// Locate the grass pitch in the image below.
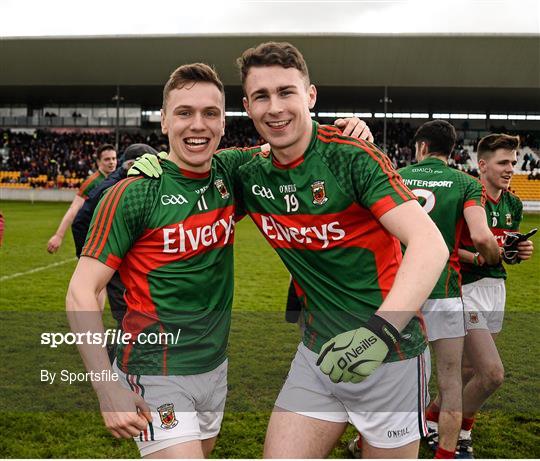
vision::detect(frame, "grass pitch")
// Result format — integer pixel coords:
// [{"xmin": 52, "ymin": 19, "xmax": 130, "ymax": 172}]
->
[{"xmin": 0, "ymin": 201, "xmax": 538, "ymax": 458}]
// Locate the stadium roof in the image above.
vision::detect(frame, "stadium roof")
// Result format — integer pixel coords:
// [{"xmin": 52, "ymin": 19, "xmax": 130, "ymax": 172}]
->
[
  {"xmin": 1, "ymin": 0, "xmax": 539, "ymax": 113},
  {"xmin": 1, "ymin": 34, "xmax": 539, "ymax": 113}
]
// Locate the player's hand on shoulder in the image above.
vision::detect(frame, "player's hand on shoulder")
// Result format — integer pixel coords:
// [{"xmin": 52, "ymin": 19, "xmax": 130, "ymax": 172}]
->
[
  {"xmin": 316, "ymin": 315, "xmax": 398, "ymax": 384},
  {"xmin": 127, "ymin": 152, "xmax": 167, "ymax": 179},
  {"xmin": 47, "ymin": 234, "xmax": 62, "ymax": 253},
  {"xmin": 333, "ymin": 117, "xmax": 374, "ymax": 142},
  {"xmin": 96, "ymin": 383, "xmax": 152, "ymax": 438}
]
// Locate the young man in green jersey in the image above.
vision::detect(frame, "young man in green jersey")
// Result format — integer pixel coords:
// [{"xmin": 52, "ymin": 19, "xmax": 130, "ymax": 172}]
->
[
  {"xmin": 68, "ymin": 63, "xmax": 371, "ymax": 459},
  {"xmin": 47, "ymin": 143, "xmax": 117, "ymax": 254},
  {"xmin": 397, "ymin": 121, "xmax": 500, "ymax": 459},
  {"xmin": 67, "ymin": 63, "xmax": 256, "ymax": 459},
  {"xmin": 425, "ymin": 133, "xmax": 535, "ymax": 458},
  {"xmin": 235, "ymin": 41, "xmax": 449, "ymax": 459}
]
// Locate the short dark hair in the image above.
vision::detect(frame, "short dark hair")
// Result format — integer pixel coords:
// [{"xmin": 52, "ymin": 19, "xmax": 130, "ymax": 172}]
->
[
  {"xmin": 162, "ymin": 63, "xmax": 224, "ymax": 111},
  {"xmin": 237, "ymin": 41, "xmax": 310, "ymax": 90},
  {"xmin": 413, "ymin": 120, "xmax": 456, "ymax": 158},
  {"xmin": 477, "ymin": 133, "xmax": 520, "ymax": 161},
  {"xmin": 96, "ymin": 144, "xmax": 116, "ymax": 160}
]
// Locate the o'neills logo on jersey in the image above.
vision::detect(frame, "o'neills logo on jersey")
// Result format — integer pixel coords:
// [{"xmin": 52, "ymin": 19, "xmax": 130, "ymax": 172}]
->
[
  {"xmin": 311, "ymin": 180, "xmax": 328, "ymax": 205},
  {"xmin": 260, "ymin": 215, "xmax": 345, "ymax": 249},
  {"xmin": 162, "ymin": 215, "xmax": 235, "ymax": 253},
  {"xmin": 214, "ymin": 178, "xmax": 230, "ymax": 199}
]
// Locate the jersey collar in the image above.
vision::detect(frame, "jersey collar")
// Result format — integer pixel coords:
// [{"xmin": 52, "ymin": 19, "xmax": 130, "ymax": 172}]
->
[
  {"xmin": 270, "ymin": 120, "xmax": 318, "ymax": 170},
  {"xmin": 417, "ymin": 156, "xmax": 447, "ymax": 167},
  {"xmin": 162, "ymin": 159, "xmax": 211, "ymax": 180}
]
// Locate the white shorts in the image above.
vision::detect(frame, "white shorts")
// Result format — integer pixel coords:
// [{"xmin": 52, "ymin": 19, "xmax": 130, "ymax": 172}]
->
[
  {"xmin": 113, "ymin": 359, "xmax": 227, "ymax": 457},
  {"xmin": 275, "ymin": 343, "xmax": 431, "ymax": 449},
  {"xmin": 422, "ymin": 297, "xmax": 466, "ymax": 342},
  {"xmin": 462, "ymin": 278, "xmax": 506, "ymax": 333}
]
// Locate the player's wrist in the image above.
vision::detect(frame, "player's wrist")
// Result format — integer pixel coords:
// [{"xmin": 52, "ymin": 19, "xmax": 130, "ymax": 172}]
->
[
  {"xmin": 473, "ymin": 252, "xmax": 481, "ymax": 266},
  {"xmin": 365, "ymin": 314, "xmax": 400, "ymax": 352}
]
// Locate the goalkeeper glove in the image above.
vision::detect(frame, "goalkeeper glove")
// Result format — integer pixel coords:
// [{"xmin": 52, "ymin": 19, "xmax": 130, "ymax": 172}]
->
[
  {"xmin": 502, "ymin": 227, "xmax": 537, "ymax": 264},
  {"xmin": 316, "ymin": 315, "xmax": 400, "ymax": 384},
  {"xmin": 127, "ymin": 152, "xmax": 167, "ymax": 178}
]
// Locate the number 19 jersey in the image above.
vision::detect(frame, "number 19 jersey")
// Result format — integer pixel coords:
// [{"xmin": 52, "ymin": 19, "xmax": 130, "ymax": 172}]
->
[{"xmin": 236, "ymin": 122, "xmax": 426, "ymax": 363}]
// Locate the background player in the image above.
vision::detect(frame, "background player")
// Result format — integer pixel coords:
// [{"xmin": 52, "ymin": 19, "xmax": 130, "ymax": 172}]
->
[
  {"xmin": 71, "ymin": 143, "xmax": 158, "ymax": 361},
  {"xmin": 235, "ymin": 41, "xmax": 449, "ymax": 459},
  {"xmin": 47, "ymin": 143, "xmax": 117, "ymax": 254},
  {"xmin": 398, "ymin": 120, "xmax": 500, "ymax": 459},
  {"xmin": 426, "ymin": 133, "xmax": 535, "ymax": 458}
]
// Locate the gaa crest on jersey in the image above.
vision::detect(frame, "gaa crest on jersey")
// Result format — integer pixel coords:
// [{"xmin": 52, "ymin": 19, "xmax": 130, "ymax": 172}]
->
[
  {"xmin": 505, "ymin": 213, "xmax": 512, "ymax": 226},
  {"xmin": 469, "ymin": 312, "xmax": 479, "ymax": 324},
  {"xmin": 214, "ymin": 178, "xmax": 230, "ymax": 199},
  {"xmin": 157, "ymin": 403, "xmax": 178, "ymax": 429},
  {"xmin": 311, "ymin": 180, "xmax": 328, "ymax": 205}
]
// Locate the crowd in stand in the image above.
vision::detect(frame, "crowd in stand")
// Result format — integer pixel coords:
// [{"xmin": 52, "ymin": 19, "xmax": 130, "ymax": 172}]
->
[{"xmin": 1, "ymin": 120, "xmax": 539, "ymax": 187}]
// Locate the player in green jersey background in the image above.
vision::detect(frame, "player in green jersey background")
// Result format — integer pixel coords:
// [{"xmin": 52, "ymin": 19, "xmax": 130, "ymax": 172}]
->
[
  {"xmin": 235, "ymin": 41, "xmax": 449, "ymax": 459},
  {"xmin": 47, "ymin": 144, "xmax": 117, "ymax": 255},
  {"xmin": 398, "ymin": 120, "xmax": 500, "ymax": 459},
  {"xmin": 445, "ymin": 133, "xmax": 533, "ymax": 458}
]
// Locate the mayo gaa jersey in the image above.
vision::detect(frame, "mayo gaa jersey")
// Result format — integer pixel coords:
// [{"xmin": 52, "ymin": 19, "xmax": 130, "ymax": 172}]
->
[
  {"xmin": 461, "ymin": 190, "xmax": 523, "ymax": 284},
  {"xmin": 77, "ymin": 170, "xmax": 106, "ymax": 199},
  {"xmin": 236, "ymin": 122, "xmax": 427, "ymax": 362},
  {"xmin": 82, "ymin": 149, "xmax": 257, "ymax": 375},
  {"xmin": 399, "ymin": 157, "xmax": 485, "ymax": 298}
]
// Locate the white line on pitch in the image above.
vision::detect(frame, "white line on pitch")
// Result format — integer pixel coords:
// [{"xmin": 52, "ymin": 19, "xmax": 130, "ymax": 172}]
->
[{"xmin": 0, "ymin": 258, "xmax": 77, "ymax": 281}]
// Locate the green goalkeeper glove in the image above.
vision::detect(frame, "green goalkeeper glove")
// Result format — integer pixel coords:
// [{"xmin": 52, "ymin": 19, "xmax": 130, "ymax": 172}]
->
[
  {"xmin": 316, "ymin": 315, "xmax": 400, "ymax": 384},
  {"xmin": 128, "ymin": 152, "xmax": 168, "ymax": 178}
]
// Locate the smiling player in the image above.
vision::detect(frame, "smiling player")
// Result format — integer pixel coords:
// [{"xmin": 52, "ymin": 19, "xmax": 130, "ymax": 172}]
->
[{"xmin": 234, "ymin": 42, "xmax": 449, "ymax": 459}]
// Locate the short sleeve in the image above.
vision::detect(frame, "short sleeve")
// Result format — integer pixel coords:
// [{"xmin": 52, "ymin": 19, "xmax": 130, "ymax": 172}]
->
[
  {"xmin": 351, "ymin": 143, "xmax": 416, "ymax": 219},
  {"xmin": 463, "ymin": 179, "xmax": 486, "ymax": 209},
  {"xmin": 77, "ymin": 173, "xmax": 100, "ymax": 199},
  {"xmin": 81, "ymin": 177, "xmax": 148, "ymax": 269}
]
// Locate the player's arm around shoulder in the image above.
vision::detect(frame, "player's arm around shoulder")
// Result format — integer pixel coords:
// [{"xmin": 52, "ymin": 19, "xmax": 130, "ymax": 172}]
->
[
  {"xmin": 216, "ymin": 144, "xmax": 268, "ymax": 173},
  {"xmin": 377, "ymin": 200, "xmax": 449, "ymax": 330}
]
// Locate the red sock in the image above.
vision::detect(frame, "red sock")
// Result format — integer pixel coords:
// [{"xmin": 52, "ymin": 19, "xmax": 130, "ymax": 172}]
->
[
  {"xmin": 426, "ymin": 402, "xmax": 440, "ymax": 423},
  {"xmin": 462, "ymin": 417, "xmax": 475, "ymax": 432},
  {"xmin": 435, "ymin": 447, "xmax": 455, "ymax": 459},
  {"xmin": 356, "ymin": 434, "xmax": 363, "ymax": 449}
]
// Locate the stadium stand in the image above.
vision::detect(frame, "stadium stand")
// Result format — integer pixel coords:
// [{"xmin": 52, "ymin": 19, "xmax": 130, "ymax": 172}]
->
[{"xmin": 1, "ymin": 120, "xmax": 539, "ymax": 207}]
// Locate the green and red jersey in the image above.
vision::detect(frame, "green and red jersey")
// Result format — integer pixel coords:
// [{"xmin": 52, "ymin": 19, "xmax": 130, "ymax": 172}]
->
[
  {"xmin": 236, "ymin": 122, "xmax": 427, "ymax": 362},
  {"xmin": 82, "ymin": 149, "xmax": 257, "ymax": 375},
  {"xmin": 77, "ymin": 170, "xmax": 106, "ymax": 199},
  {"xmin": 399, "ymin": 157, "xmax": 485, "ymax": 298},
  {"xmin": 461, "ymin": 189, "xmax": 523, "ymax": 284}
]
